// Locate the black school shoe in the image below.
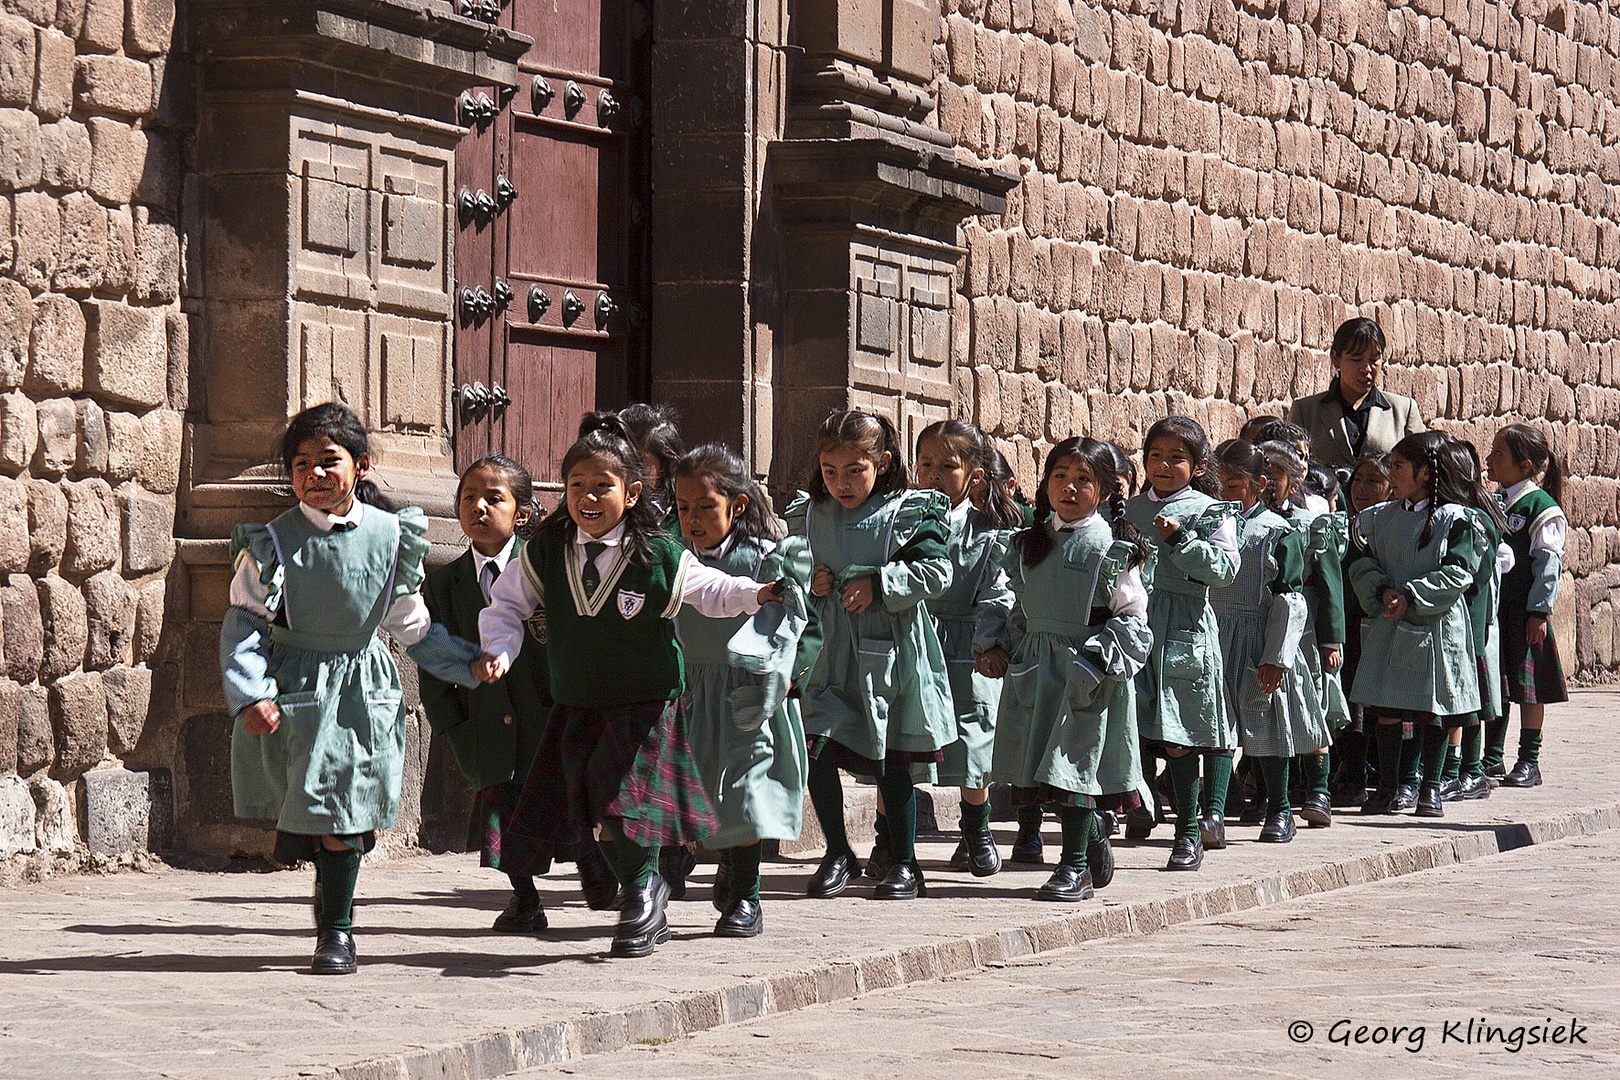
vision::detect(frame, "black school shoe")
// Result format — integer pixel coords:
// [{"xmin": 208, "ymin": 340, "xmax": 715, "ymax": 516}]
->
[
  {"xmin": 577, "ymin": 844, "xmax": 620, "ymax": 911},
  {"xmin": 873, "ymin": 861, "xmax": 927, "ymax": 900},
  {"xmin": 1361, "ymin": 787, "xmax": 1396, "ymax": 814},
  {"xmin": 714, "ymin": 897, "xmax": 763, "ymax": 938},
  {"xmin": 1035, "ymin": 864, "xmax": 1094, "ymax": 902},
  {"xmin": 1166, "ymin": 833, "xmax": 1203, "ymax": 871},
  {"xmin": 1298, "ymin": 792, "xmax": 1332, "ymax": 828},
  {"xmin": 1439, "ymin": 776, "xmax": 1463, "ymax": 802},
  {"xmin": 1500, "ymin": 760, "xmax": 1543, "ymax": 788},
  {"xmin": 1458, "ymin": 774, "xmax": 1493, "ymax": 800},
  {"xmin": 1258, "ymin": 810, "xmax": 1297, "ymax": 843},
  {"xmin": 1087, "ymin": 832, "xmax": 1115, "ymax": 889},
  {"xmin": 864, "ymin": 833, "xmax": 893, "ymax": 881},
  {"xmin": 711, "ymin": 860, "xmax": 733, "ymax": 913},
  {"xmin": 1010, "ymin": 823, "xmax": 1046, "ymax": 862},
  {"xmin": 962, "ymin": 828, "xmax": 1003, "ymax": 877},
  {"xmin": 806, "ymin": 852, "xmax": 858, "ymax": 898},
  {"xmin": 659, "ymin": 844, "xmax": 696, "ymax": 901},
  {"xmin": 1483, "ymin": 761, "xmax": 1507, "ymax": 787},
  {"xmin": 1387, "ymin": 784, "xmax": 1419, "ymax": 812},
  {"xmin": 610, "ymin": 874, "xmax": 672, "ymax": 958},
  {"xmin": 1198, "ymin": 811, "xmax": 1226, "ymax": 849},
  {"xmin": 1122, "ymin": 805, "xmax": 1155, "ymax": 840},
  {"xmin": 1414, "ymin": 786, "xmax": 1445, "ymax": 818},
  {"xmin": 492, "ymin": 894, "xmax": 547, "ymax": 933},
  {"xmin": 311, "ymin": 929, "xmax": 357, "ymax": 975}
]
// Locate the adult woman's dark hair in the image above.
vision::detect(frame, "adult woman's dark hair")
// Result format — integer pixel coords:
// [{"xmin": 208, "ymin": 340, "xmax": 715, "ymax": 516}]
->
[
  {"xmin": 805, "ymin": 409, "xmax": 910, "ymax": 498},
  {"xmin": 536, "ymin": 411, "xmax": 665, "ymax": 563},
  {"xmin": 1496, "ymin": 422, "xmax": 1563, "ymax": 505},
  {"xmin": 1142, "ymin": 415, "xmax": 1220, "ymax": 497},
  {"xmin": 279, "ymin": 401, "xmax": 392, "ymax": 509},
  {"xmin": 672, "ymin": 442, "xmax": 785, "ymax": 542},
  {"xmin": 917, "ymin": 419, "xmax": 1022, "ymax": 530},
  {"xmin": 1331, "ymin": 317, "xmax": 1386, "ymax": 361},
  {"xmin": 1017, "ymin": 437, "xmax": 1152, "ymax": 570}
]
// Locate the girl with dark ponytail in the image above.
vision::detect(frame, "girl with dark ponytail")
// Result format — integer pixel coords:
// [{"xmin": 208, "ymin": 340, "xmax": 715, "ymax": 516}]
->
[
  {"xmin": 1484, "ymin": 423, "xmax": 1569, "ymax": 788},
  {"xmin": 477, "ymin": 412, "xmax": 784, "ymax": 960},
  {"xmin": 989, "ymin": 438, "xmax": 1152, "ymax": 902},
  {"xmin": 1348, "ymin": 431, "xmax": 1490, "ymax": 821}
]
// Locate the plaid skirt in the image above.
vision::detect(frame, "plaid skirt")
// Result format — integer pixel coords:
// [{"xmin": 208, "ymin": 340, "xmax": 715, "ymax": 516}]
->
[
  {"xmin": 508, "ymin": 697, "xmax": 718, "ymax": 849},
  {"xmin": 273, "ymin": 830, "xmax": 375, "ymax": 864},
  {"xmin": 1499, "ymin": 599, "xmax": 1569, "ymax": 706},
  {"xmin": 807, "ymin": 734, "xmax": 943, "ymax": 779},
  {"xmin": 1009, "ymin": 784, "xmax": 1142, "ymax": 813},
  {"xmin": 467, "ymin": 781, "xmax": 560, "ymax": 877}
]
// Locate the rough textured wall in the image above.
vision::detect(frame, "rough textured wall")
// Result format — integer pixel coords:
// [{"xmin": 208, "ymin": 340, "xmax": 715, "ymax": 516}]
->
[
  {"xmin": 931, "ymin": 0, "xmax": 1620, "ymax": 672},
  {"xmin": 0, "ymin": 0, "xmax": 184, "ymax": 860}
]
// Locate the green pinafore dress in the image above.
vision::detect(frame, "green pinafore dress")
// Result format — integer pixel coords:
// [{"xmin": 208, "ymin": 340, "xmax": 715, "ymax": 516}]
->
[
  {"xmin": 678, "ymin": 535, "xmax": 810, "ymax": 849},
  {"xmin": 1288, "ymin": 505, "xmax": 1352, "ymax": 731},
  {"xmin": 1124, "ymin": 489, "xmax": 1241, "ymax": 750},
  {"xmin": 787, "ymin": 489, "xmax": 955, "ymax": 773},
  {"xmin": 991, "ymin": 515, "xmax": 1151, "ymax": 806},
  {"xmin": 931, "ymin": 503, "xmax": 1014, "ymax": 789},
  {"xmin": 227, "ymin": 505, "xmax": 429, "ymax": 846}
]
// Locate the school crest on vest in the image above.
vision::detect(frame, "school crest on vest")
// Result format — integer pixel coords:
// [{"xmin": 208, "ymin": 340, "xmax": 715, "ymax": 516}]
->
[
  {"xmin": 1507, "ymin": 512, "xmax": 1527, "ymax": 533},
  {"xmin": 617, "ymin": 590, "xmax": 646, "ymax": 619}
]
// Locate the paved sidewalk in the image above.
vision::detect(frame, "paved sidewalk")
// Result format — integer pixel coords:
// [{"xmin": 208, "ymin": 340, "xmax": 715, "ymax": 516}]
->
[
  {"xmin": 0, "ymin": 692, "xmax": 1616, "ymax": 1080},
  {"xmin": 511, "ymin": 827, "xmax": 1620, "ymax": 1079}
]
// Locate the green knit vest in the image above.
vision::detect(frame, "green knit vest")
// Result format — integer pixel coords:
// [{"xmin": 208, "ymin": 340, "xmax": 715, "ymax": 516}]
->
[
  {"xmin": 519, "ymin": 531, "xmax": 690, "ymax": 706},
  {"xmin": 1501, "ymin": 486, "xmax": 1561, "ymax": 613}
]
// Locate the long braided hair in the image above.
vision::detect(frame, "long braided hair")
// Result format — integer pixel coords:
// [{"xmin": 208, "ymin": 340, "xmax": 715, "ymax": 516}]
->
[
  {"xmin": 1392, "ymin": 431, "xmax": 1472, "ymax": 548},
  {"xmin": 1017, "ymin": 437, "xmax": 1151, "ymax": 570}
]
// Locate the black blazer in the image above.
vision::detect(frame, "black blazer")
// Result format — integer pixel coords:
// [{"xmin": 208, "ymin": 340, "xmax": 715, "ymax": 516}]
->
[{"xmin": 419, "ymin": 544, "xmax": 552, "ymax": 791}]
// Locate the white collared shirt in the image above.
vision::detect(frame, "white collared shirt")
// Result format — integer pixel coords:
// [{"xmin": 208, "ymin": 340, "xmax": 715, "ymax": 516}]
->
[
  {"xmin": 479, "ymin": 525, "xmax": 766, "ymax": 669},
  {"xmin": 694, "ymin": 532, "xmax": 737, "ymax": 561},
  {"xmin": 1498, "ymin": 480, "xmax": 1566, "ymax": 555},
  {"xmin": 228, "ymin": 499, "xmax": 432, "ymax": 645},
  {"xmin": 1050, "ymin": 510, "xmax": 1149, "ymax": 619},
  {"xmin": 471, "ymin": 535, "xmax": 517, "ymax": 603}
]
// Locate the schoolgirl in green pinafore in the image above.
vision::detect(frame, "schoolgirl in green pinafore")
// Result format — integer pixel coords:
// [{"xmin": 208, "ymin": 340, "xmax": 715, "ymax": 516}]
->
[
  {"xmin": 1350, "ymin": 432, "xmax": 1489, "ymax": 819},
  {"xmin": 1484, "ymin": 423, "xmax": 1569, "ymax": 789},
  {"xmin": 1124, "ymin": 417, "xmax": 1240, "ymax": 872},
  {"xmin": 476, "ymin": 413, "xmax": 778, "ymax": 959},
  {"xmin": 222, "ymin": 403, "xmax": 478, "ymax": 976},
  {"xmin": 994, "ymin": 438, "xmax": 1152, "ymax": 902},
  {"xmin": 790, "ymin": 410, "xmax": 954, "ymax": 902},
  {"xmin": 913, "ymin": 420, "xmax": 1024, "ymax": 878},
  {"xmin": 1211, "ymin": 440, "xmax": 1327, "ymax": 846},
  {"xmin": 672, "ymin": 443, "xmax": 812, "ymax": 938},
  {"xmin": 1256, "ymin": 439, "xmax": 1343, "ymax": 827}
]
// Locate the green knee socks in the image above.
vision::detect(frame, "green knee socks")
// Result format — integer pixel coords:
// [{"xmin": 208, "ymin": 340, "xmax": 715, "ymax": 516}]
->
[
  {"xmin": 1419, "ymin": 726, "xmax": 1449, "ymax": 790},
  {"xmin": 1257, "ymin": 757, "xmax": 1290, "ymax": 814},
  {"xmin": 1301, "ymin": 752, "xmax": 1330, "ymax": 797},
  {"xmin": 1166, "ymin": 753, "xmax": 1202, "ymax": 841},
  {"xmin": 1518, "ymin": 727, "xmax": 1543, "ymax": 766},
  {"xmin": 1461, "ymin": 725, "xmax": 1484, "ymax": 779},
  {"xmin": 1056, "ymin": 805, "xmax": 1093, "ymax": 872},
  {"xmin": 1017, "ymin": 804, "xmax": 1043, "ymax": 832},
  {"xmin": 876, "ymin": 769, "xmax": 918, "ymax": 866},
  {"xmin": 960, "ymin": 799, "xmax": 990, "ymax": 834},
  {"xmin": 1376, "ymin": 722, "xmax": 1405, "ymax": 789},
  {"xmin": 1201, "ymin": 751, "xmax": 1233, "ymax": 818},
  {"xmin": 807, "ymin": 756, "xmax": 853, "ymax": 859},
  {"xmin": 1442, "ymin": 744, "xmax": 1462, "ymax": 783},
  {"xmin": 728, "ymin": 843, "xmax": 762, "ymax": 903},
  {"xmin": 1482, "ymin": 717, "xmax": 1509, "ymax": 770},
  {"xmin": 601, "ymin": 825, "xmax": 659, "ymax": 887},
  {"xmin": 1398, "ymin": 727, "xmax": 1424, "ymax": 787},
  {"xmin": 315, "ymin": 846, "xmax": 362, "ymax": 934}
]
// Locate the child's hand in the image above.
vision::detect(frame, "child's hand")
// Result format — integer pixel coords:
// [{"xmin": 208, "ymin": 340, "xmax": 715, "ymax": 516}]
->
[
  {"xmin": 811, "ymin": 565, "xmax": 835, "ymax": 597},
  {"xmin": 1154, "ymin": 514, "xmax": 1180, "ymax": 541},
  {"xmin": 1256, "ymin": 663, "xmax": 1286, "ymax": 694},
  {"xmin": 975, "ymin": 645, "xmax": 1009, "ymax": 678},
  {"xmin": 472, "ymin": 653, "xmax": 508, "ymax": 683},
  {"xmin": 841, "ymin": 577, "xmax": 875, "ymax": 614},
  {"xmin": 1526, "ymin": 615, "xmax": 1548, "ymax": 646},
  {"xmin": 1381, "ymin": 588, "xmax": 1408, "ymax": 621},
  {"xmin": 241, "ymin": 699, "xmax": 281, "ymax": 735},
  {"xmin": 756, "ymin": 580, "xmax": 785, "ymax": 605},
  {"xmin": 1319, "ymin": 645, "xmax": 1342, "ymax": 672}
]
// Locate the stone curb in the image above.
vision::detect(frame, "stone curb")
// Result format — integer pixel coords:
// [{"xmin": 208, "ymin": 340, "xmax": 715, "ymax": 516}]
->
[{"xmin": 302, "ymin": 803, "xmax": 1620, "ymax": 1080}]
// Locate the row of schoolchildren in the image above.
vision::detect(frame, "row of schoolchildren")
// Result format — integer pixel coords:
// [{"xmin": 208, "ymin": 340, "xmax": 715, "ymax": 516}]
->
[{"xmin": 221, "ymin": 381, "xmax": 1566, "ymax": 975}]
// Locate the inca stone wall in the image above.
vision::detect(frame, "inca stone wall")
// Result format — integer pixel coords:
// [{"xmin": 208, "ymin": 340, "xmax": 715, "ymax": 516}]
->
[
  {"xmin": 931, "ymin": 0, "xmax": 1620, "ymax": 672},
  {"xmin": 0, "ymin": 0, "xmax": 182, "ymax": 862}
]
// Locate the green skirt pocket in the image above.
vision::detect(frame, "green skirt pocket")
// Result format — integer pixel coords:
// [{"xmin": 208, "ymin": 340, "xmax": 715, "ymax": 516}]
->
[
  {"xmin": 729, "ymin": 684, "xmax": 769, "ymax": 732},
  {"xmin": 1391, "ymin": 624, "xmax": 1433, "ymax": 673},
  {"xmin": 856, "ymin": 646, "xmax": 898, "ymax": 726},
  {"xmin": 1162, "ymin": 630, "xmax": 1206, "ymax": 681}
]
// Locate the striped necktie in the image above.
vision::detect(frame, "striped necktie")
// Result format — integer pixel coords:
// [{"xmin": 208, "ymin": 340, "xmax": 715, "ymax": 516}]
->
[{"xmin": 582, "ymin": 541, "xmax": 606, "ymax": 594}]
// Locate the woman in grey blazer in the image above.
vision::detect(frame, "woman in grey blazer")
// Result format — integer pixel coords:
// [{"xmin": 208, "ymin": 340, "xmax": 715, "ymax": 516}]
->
[{"xmin": 1289, "ymin": 319, "xmax": 1426, "ymax": 469}]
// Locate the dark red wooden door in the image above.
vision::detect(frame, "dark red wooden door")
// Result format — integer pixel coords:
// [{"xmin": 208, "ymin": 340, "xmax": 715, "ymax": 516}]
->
[{"xmin": 453, "ymin": 0, "xmax": 650, "ymax": 497}]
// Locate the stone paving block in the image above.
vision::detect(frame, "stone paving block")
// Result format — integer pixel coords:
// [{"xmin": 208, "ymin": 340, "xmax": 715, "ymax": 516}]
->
[
  {"xmin": 514, "ymin": 1023, "xmax": 570, "ymax": 1067},
  {"xmin": 722, "ymin": 979, "xmax": 767, "ymax": 1023},
  {"xmin": 0, "ymin": 773, "xmax": 35, "ymax": 857},
  {"xmin": 674, "ymin": 989, "xmax": 725, "ymax": 1033},
  {"xmin": 622, "ymin": 1000, "xmax": 679, "ymax": 1043},
  {"xmin": 814, "ymin": 961, "xmax": 859, "ymax": 1002}
]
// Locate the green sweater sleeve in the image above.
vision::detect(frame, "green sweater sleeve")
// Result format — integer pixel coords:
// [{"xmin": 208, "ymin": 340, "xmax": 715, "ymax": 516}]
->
[{"xmin": 1403, "ymin": 516, "xmax": 1486, "ymax": 619}]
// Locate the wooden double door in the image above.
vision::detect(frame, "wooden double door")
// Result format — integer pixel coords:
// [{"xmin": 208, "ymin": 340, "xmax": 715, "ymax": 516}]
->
[{"xmin": 453, "ymin": 0, "xmax": 651, "ymax": 494}]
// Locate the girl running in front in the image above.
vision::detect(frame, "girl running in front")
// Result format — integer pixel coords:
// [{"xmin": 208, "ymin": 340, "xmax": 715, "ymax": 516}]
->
[
  {"xmin": 475, "ymin": 413, "xmax": 781, "ymax": 959},
  {"xmin": 993, "ymin": 438, "xmax": 1152, "ymax": 900},
  {"xmin": 787, "ymin": 410, "xmax": 955, "ymax": 901},
  {"xmin": 1124, "ymin": 416, "xmax": 1241, "ymax": 871},
  {"xmin": 1349, "ymin": 431, "xmax": 1489, "ymax": 819}
]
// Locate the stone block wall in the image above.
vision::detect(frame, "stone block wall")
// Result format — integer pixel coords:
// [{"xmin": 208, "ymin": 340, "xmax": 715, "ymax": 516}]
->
[
  {"xmin": 930, "ymin": 0, "xmax": 1620, "ymax": 673},
  {"xmin": 0, "ymin": 0, "xmax": 182, "ymax": 862}
]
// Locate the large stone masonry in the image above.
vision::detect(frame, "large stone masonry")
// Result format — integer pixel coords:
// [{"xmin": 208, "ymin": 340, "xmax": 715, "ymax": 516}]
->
[{"xmin": 931, "ymin": 0, "xmax": 1620, "ymax": 673}]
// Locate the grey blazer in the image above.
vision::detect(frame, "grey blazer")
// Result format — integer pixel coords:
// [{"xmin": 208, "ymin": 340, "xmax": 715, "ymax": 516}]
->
[{"xmin": 1288, "ymin": 388, "xmax": 1426, "ymax": 469}]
